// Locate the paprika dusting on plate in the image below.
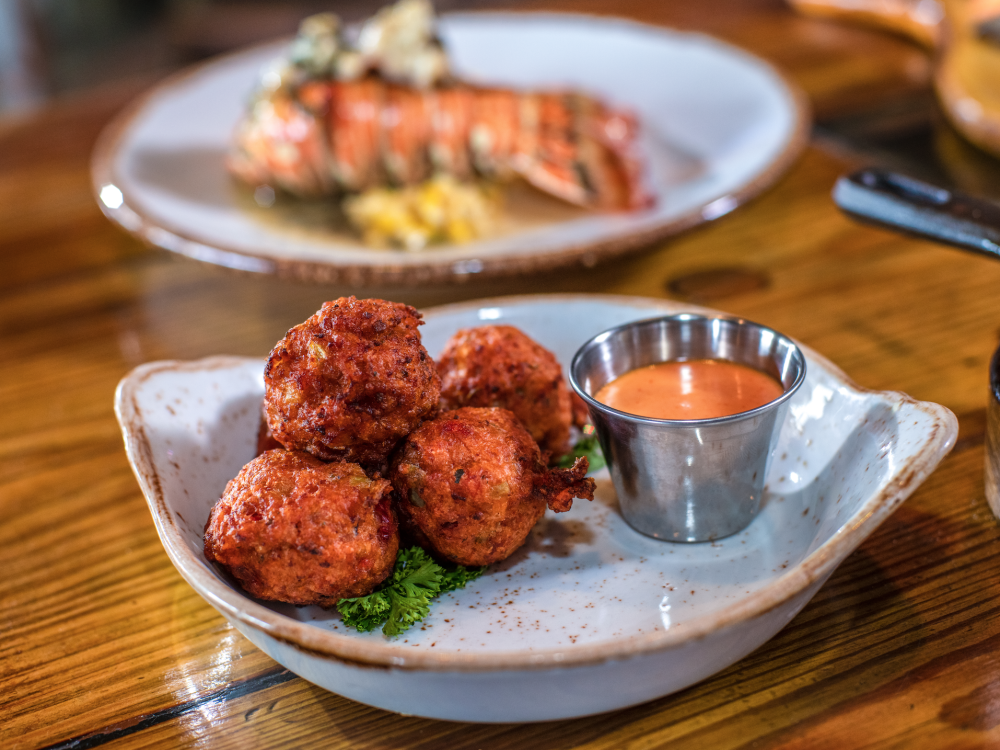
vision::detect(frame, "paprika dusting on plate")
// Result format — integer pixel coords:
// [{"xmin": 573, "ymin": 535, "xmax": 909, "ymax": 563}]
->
[{"xmin": 594, "ymin": 359, "xmax": 784, "ymax": 420}]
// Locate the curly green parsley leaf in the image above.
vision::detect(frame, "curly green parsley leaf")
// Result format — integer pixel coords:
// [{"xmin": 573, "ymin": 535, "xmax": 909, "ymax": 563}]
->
[
  {"xmin": 335, "ymin": 591, "xmax": 391, "ymax": 633},
  {"xmin": 557, "ymin": 431, "xmax": 605, "ymax": 472},
  {"xmin": 440, "ymin": 562, "xmax": 487, "ymax": 593},
  {"xmin": 337, "ymin": 547, "xmax": 486, "ymax": 637}
]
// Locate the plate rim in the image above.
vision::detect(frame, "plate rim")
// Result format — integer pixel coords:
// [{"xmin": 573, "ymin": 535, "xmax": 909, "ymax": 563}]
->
[
  {"xmin": 91, "ymin": 11, "xmax": 811, "ymax": 285},
  {"xmin": 115, "ymin": 292, "xmax": 958, "ymax": 673}
]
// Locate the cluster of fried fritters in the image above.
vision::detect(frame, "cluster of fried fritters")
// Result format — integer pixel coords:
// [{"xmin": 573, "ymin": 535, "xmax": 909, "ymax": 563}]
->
[{"xmin": 203, "ymin": 297, "xmax": 596, "ymax": 606}]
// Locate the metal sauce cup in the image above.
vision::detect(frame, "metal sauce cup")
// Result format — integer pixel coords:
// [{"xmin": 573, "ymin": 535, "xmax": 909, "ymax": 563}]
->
[{"xmin": 569, "ymin": 314, "xmax": 807, "ymax": 542}]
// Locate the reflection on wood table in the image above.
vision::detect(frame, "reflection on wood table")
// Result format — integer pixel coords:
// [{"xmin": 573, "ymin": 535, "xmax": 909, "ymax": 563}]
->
[{"xmin": 3, "ymin": 0, "xmax": 1000, "ymax": 748}]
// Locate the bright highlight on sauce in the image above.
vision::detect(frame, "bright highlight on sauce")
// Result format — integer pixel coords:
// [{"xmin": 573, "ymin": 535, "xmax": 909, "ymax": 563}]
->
[{"xmin": 595, "ymin": 359, "xmax": 784, "ymax": 420}]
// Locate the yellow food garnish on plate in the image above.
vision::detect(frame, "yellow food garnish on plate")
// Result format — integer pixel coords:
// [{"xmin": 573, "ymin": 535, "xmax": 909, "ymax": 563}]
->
[{"xmin": 343, "ymin": 175, "xmax": 498, "ymax": 250}]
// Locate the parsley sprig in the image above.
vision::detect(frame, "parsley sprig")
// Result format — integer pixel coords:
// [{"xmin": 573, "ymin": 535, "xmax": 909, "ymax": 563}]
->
[
  {"xmin": 337, "ymin": 547, "xmax": 485, "ymax": 637},
  {"xmin": 557, "ymin": 431, "xmax": 606, "ymax": 471}
]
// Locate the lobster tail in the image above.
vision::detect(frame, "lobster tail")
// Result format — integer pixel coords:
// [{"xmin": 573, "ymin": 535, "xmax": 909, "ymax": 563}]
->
[{"xmin": 231, "ymin": 80, "xmax": 651, "ymax": 210}]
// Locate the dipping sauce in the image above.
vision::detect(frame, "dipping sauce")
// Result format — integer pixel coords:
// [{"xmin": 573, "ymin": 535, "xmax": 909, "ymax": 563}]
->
[{"xmin": 594, "ymin": 359, "xmax": 784, "ymax": 420}]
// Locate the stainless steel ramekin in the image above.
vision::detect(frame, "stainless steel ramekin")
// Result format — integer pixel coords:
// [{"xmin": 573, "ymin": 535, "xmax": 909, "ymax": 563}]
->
[{"xmin": 569, "ymin": 314, "xmax": 807, "ymax": 542}]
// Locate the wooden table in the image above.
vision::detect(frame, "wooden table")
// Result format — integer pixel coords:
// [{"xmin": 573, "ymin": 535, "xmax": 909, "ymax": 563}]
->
[{"xmin": 5, "ymin": 1, "xmax": 1000, "ymax": 747}]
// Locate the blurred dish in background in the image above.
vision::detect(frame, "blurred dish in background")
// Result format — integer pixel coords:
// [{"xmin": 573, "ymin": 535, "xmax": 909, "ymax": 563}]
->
[
  {"xmin": 789, "ymin": 0, "xmax": 1000, "ymax": 160},
  {"xmin": 788, "ymin": 0, "xmax": 942, "ymax": 48},
  {"xmin": 92, "ymin": 11, "xmax": 808, "ymax": 285},
  {"xmin": 228, "ymin": 1, "xmax": 654, "ymax": 251}
]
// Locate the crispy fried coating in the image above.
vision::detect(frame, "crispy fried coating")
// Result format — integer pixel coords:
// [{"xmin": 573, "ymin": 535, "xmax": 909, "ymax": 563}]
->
[
  {"xmin": 389, "ymin": 407, "xmax": 595, "ymax": 566},
  {"xmin": 437, "ymin": 325, "xmax": 573, "ymax": 459},
  {"xmin": 256, "ymin": 402, "xmax": 283, "ymax": 455},
  {"xmin": 204, "ymin": 449, "xmax": 398, "ymax": 606},
  {"xmin": 264, "ymin": 297, "xmax": 440, "ymax": 466},
  {"xmin": 571, "ymin": 391, "xmax": 592, "ymax": 428}
]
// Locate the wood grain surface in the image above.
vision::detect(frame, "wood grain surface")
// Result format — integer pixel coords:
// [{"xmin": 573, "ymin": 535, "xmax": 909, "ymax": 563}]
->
[{"xmin": 4, "ymin": 1, "xmax": 1000, "ymax": 748}]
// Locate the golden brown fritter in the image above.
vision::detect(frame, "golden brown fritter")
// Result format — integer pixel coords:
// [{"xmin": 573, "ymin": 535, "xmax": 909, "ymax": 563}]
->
[
  {"xmin": 204, "ymin": 449, "xmax": 398, "ymax": 606},
  {"xmin": 264, "ymin": 297, "xmax": 440, "ymax": 466},
  {"xmin": 437, "ymin": 325, "xmax": 573, "ymax": 459},
  {"xmin": 571, "ymin": 391, "xmax": 592, "ymax": 428},
  {"xmin": 256, "ymin": 401, "xmax": 283, "ymax": 455},
  {"xmin": 389, "ymin": 407, "xmax": 595, "ymax": 567}
]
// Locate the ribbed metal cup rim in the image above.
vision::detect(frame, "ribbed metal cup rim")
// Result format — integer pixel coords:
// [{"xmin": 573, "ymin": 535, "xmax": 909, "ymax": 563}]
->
[{"xmin": 568, "ymin": 313, "xmax": 807, "ymax": 426}]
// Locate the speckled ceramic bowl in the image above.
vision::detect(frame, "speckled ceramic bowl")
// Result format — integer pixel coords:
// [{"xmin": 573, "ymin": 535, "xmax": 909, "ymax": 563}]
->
[{"xmin": 115, "ymin": 294, "xmax": 957, "ymax": 722}]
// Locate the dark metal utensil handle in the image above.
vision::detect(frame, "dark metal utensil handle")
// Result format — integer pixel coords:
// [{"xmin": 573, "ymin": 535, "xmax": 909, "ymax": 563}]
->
[{"xmin": 833, "ymin": 168, "xmax": 1000, "ymax": 260}]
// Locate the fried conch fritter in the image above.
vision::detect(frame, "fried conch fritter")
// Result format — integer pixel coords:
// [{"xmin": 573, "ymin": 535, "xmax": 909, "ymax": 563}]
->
[
  {"xmin": 204, "ymin": 449, "xmax": 398, "ymax": 606},
  {"xmin": 389, "ymin": 407, "xmax": 595, "ymax": 567},
  {"xmin": 437, "ymin": 325, "xmax": 573, "ymax": 459},
  {"xmin": 264, "ymin": 297, "xmax": 440, "ymax": 466}
]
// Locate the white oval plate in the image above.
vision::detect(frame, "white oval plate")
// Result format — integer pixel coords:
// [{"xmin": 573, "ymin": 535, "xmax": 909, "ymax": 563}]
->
[
  {"xmin": 115, "ymin": 294, "xmax": 956, "ymax": 722},
  {"xmin": 93, "ymin": 14, "xmax": 809, "ymax": 284}
]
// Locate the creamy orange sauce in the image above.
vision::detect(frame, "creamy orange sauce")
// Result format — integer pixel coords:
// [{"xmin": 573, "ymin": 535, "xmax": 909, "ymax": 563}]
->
[{"xmin": 595, "ymin": 359, "xmax": 784, "ymax": 420}]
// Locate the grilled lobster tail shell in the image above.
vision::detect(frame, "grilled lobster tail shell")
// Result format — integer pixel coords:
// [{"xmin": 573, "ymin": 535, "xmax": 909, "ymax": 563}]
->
[{"xmin": 228, "ymin": 78, "xmax": 652, "ymax": 211}]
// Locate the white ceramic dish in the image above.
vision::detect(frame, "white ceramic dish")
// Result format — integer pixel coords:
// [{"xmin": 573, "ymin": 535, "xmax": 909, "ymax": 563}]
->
[
  {"xmin": 115, "ymin": 295, "xmax": 957, "ymax": 722},
  {"xmin": 92, "ymin": 13, "xmax": 809, "ymax": 284}
]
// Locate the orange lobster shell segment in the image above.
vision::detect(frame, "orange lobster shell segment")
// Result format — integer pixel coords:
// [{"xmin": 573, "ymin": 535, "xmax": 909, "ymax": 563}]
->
[
  {"xmin": 328, "ymin": 79, "xmax": 385, "ymax": 191},
  {"xmin": 382, "ymin": 85, "xmax": 432, "ymax": 185}
]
